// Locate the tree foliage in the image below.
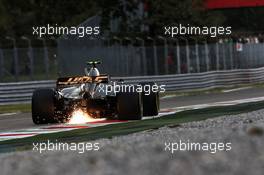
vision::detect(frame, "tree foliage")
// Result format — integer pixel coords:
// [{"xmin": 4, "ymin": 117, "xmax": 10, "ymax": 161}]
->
[
  {"xmin": 147, "ymin": 0, "xmax": 225, "ymax": 35},
  {"xmin": 0, "ymin": 0, "xmax": 263, "ymax": 39},
  {"xmin": 0, "ymin": 0, "xmax": 98, "ymax": 38}
]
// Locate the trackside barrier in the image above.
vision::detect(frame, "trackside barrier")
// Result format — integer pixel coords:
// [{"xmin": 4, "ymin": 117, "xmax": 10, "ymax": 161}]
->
[{"xmin": 1, "ymin": 67, "xmax": 264, "ymax": 105}]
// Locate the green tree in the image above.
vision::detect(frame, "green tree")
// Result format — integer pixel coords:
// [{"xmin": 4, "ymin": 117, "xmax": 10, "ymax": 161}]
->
[
  {"xmin": 147, "ymin": 0, "xmax": 225, "ymax": 35},
  {"xmin": 0, "ymin": 0, "xmax": 98, "ymax": 38},
  {"xmin": 97, "ymin": 0, "xmax": 225, "ymax": 36}
]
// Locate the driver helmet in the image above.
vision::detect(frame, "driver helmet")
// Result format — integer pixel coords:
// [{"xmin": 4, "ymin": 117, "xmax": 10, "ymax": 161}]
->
[{"xmin": 85, "ymin": 67, "xmax": 100, "ymax": 77}]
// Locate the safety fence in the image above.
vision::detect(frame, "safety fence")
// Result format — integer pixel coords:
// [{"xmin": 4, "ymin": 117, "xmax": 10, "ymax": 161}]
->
[
  {"xmin": 0, "ymin": 38, "xmax": 57, "ymax": 82},
  {"xmin": 58, "ymin": 37, "xmax": 264, "ymax": 77},
  {"xmin": 1, "ymin": 67, "xmax": 264, "ymax": 105},
  {"xmin": 1, "ymin": 37, "xmax": 264, "ymax": 82}
]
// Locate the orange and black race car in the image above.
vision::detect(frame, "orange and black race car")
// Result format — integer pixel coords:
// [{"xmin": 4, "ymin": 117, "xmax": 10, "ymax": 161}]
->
[{"xmin": 31, "ymin": 61, "xmax": 159, "ymax": 124}]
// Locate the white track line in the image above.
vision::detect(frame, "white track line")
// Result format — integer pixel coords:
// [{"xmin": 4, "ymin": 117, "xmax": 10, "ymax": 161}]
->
[
  {"xmin": 171, "ymin": 96, "xmax": 264, "ymax": 111},
  {"xmin": 222, "ymin": 87, "xmax": 252, "ymax": 93},
  {"xmin": 0, "ymin": 112, "xmax": 18, "ymax": 117}
]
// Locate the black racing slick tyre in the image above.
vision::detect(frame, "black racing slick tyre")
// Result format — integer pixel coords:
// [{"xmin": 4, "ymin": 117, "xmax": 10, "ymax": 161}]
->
[
  {"xmin": 117, "ymin": 92, "xmax": 143, "ymax": 120},
  {"xmin": 140, "ymin": 82, "xmax": 160, "ymax": 116},
  {"xmin": 32, "ymin": 89, "xmax": 56, "ymax": 124}
]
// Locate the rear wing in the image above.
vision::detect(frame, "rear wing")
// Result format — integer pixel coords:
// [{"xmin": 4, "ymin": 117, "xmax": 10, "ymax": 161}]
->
[{"xmin": 56, "ymin": 75, "xmax": 109, "ymax": 88}]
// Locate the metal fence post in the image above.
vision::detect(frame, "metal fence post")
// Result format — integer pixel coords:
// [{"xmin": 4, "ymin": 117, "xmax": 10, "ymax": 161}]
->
[
  {"xmin": 13, "ymin": 41, "xmax": 18, "ymax": 80},
  {"xmin": 21, "ymin": 36, "xmax": 34, "ymax": 80},
  {"xmin": 0, "ymin": 48, "xmax": 4, "ymax": 79},
  {"xmin": 215, "ymin": 42, "xmax": 220, "ymax": 71},
  {"xmin": 174, "ymin": 39, "xmax": 181, "ymax": 74},
  {"xmin": 136, "ymin": 37, "xmax": 147, "ymax": 75},
  {"xmin": 117, "ymin": 37, "xmax": 124, "ymax": 75},
  {"xmin": 38, "ymin": 38, "xmax": 49, "ymax": 78},
  {"xmin": 44, "ymin": 41, "xmax": 49, "ymax": 78},
  {"xmin": 252, "ymin": 42, "xmax": 256, "ymax": 68},
  {"xmin": 142, "ymin": 39, "xmax": 147, "ymax": 75},
  {"xmin": 153, "ymin": 40, "xmax": 158, "ymax": 75},
  {"xmin": 158, "ymin": 36, "xmax": 169, "ymax": 74},
  {"xmin": 204, "ymin": 40, "xmax": 210, "ymax": 72},
  {"xmin": 184, "ymin": 39, "xmax": 190, "ymax": 74},
  {"xmin": 6, "ymin": 37, "xmax": 19, "ymax": 81},
  {"xmin": 195, "ymin": 39, "xmax": 200, "ymax": 73},
  {"xmin": 14, "ymin": 45, "xmax": 19, "ymax": 81},
  {"xmin": 124, "ymin": 37, "xmax": 132, "ymax": 76},
  {"xmin": 101, "ymin": 37, "xmax": 109, "ymax": 72},
  {"xmin": 229, "ymin": 39, "xmax": 234, "ymax": 70},
  {"xmin": 222, "ymin": 42, "xmax": 227, "ymax": 70},
  {"xmin": 29, "ymin": 43, "xmax": 34, "ymax": 80},
  {"xmin": 262, "ymin": 42, "xmax": 264, "ymax": 67},
  {"xmin": 245, "ymin": 43, "xmax": 251, "ymax": 69},
  {"xmin": 164, "ymin": 38, "xmax": 169, "ymax": 74},
  {"xmin": 113, "ymin": 36, "xmax": 122, "ymax": 76},
  {"xmin": 147, "ymin": 37, "xmax": 158, "ymax": 75}
]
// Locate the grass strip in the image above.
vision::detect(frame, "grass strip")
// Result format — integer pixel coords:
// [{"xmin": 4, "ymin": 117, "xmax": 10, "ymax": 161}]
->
[{"xmin": 0, "ymin": 104, "xmax": 31, "ymax": 114}]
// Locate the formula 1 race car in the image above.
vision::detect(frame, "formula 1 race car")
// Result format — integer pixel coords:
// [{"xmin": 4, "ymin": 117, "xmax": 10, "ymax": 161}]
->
[{"xmin": 32, "ymin": 61, "xmax": 159, "ymax": 124}]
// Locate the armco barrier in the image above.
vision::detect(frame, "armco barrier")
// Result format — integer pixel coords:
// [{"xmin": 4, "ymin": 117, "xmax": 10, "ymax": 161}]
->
[{"xmin": 1, "ymin": 67, "xmax": 264, "ymax": 105}]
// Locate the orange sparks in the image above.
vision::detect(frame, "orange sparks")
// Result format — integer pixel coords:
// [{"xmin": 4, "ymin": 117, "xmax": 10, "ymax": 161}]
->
[{"xmin": 68, "ymin": 109, "xmax": 105, "ymax": 124}]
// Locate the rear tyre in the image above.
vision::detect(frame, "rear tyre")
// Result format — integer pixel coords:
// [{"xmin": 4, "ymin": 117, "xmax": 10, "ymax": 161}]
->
[
  {"xmin": 140, "ymin": 82, "xmax": 160, "ymax": 116},
  {"xmin": 32, "ymin": 89, "xmax": 57, "ymax": 124},
  {"xmin": 117, "ymin": 92, "xmax": 143, "ymax": 120}
]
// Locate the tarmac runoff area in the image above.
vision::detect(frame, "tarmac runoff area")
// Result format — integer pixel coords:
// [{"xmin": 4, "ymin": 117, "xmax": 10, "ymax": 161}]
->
[{"xmin": 0, "ymin": 108, "xmax": 264, "ymax": 175}]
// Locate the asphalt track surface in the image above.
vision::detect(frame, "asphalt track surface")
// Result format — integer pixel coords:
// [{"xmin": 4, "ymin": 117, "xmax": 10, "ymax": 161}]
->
[{"xmin": 1, "ymin": 87, "xmax": 264, "ymax": 131}]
